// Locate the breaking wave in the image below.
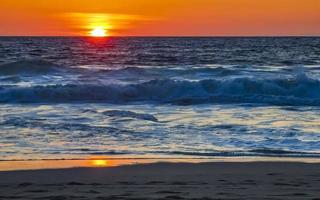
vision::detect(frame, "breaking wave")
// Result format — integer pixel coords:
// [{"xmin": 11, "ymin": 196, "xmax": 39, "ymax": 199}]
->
[{"xmin": 1, "ymin": 72, "xmax": 320, "ymax": 105}]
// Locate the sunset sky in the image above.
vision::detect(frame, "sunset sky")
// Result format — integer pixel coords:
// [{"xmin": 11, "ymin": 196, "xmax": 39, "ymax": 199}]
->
[{"xmin": 1, "ymin": 0, "xmax": 319, "ymax": 36}]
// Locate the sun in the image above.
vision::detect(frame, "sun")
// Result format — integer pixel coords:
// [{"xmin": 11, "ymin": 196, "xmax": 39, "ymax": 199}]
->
[{"xmin": 90, "ymin": 27, "xmax": 107, "ymax": 37}]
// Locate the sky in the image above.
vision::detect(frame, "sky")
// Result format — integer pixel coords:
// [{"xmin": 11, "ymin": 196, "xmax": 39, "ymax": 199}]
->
[{"xmin": 0, "ymin": 0, "xmax": 319, "ymax": 36}]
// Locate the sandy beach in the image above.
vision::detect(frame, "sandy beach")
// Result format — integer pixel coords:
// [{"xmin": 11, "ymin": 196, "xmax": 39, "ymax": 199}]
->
[{"xmin": 0, "ymin": 161, "xmax": 319, "ymax": 200}]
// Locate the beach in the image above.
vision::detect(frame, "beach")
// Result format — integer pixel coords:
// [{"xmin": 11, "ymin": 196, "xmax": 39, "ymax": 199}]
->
[
  {"xmin": 1, "ymin": 37, "xmax": 320, "ymax": 199},
  {"xmin": 0, "ymin": 161, "xmax": 320, "ymax": 200},
  {"xmin": 1, "ymin": 0, "xmax": 320, "ymax": 197},
  {"xmin": 1, "ymin": 0, "xmax": 320, "ymax": 198}
]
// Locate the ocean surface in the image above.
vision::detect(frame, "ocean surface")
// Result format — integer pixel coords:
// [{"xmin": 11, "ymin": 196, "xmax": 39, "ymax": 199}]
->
[{"xmin": 1, "ymin": 37, "xmax": 320, "ymax": 160}]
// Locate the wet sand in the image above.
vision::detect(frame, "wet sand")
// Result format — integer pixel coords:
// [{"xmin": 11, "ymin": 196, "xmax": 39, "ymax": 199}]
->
[{"xmin": 0, "ymin": 162, "xmax": 320, "ymax": 200}]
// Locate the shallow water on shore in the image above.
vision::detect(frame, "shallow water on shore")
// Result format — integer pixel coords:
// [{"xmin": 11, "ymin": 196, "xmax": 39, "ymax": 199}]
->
[{"xmin": 1, "ymin": 104, "xmax": 320, "ymax": 160}]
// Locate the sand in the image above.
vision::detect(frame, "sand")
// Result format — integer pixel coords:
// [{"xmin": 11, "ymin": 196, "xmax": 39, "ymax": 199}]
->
[{"xmin": 0, "ymin": 162, "xmax": 320, "ymax": 200}]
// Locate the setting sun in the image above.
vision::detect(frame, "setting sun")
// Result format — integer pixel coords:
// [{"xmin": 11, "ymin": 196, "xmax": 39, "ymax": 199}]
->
[{"xmin": 90, "ymin": 27, "xmax": 107, "ymax": 37}]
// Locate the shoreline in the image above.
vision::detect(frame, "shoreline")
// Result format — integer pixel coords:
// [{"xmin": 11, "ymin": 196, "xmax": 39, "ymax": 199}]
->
[
  {"xmin": 1, "ymin": 156, "xmax": 320, "ymax": 171},
  {"xmin": 0, "ymin": 161, "xmax": 319, "ymax": 199}
]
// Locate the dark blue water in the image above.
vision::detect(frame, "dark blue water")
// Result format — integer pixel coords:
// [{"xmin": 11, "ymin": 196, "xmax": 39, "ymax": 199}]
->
[{"xmin": 0, "ymin": 37, "xmax": 320, "ymax": 160}]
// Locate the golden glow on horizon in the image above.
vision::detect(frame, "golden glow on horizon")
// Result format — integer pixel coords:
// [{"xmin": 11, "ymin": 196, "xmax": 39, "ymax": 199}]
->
[
  {"xmin": 62, "ymin": 13, "xmax": 143, "ymax": 36},
  {"xmin": 90, "ymin": 27, "xmax": 107, "ymax": 37}
]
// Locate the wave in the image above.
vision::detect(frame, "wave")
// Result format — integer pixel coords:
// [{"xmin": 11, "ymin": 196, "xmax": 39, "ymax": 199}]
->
[
  {"xmin": 1, "ymin": 72, "xmax": 320, "ymax": 105},
  {"xmin": 103, "ymin": 110, "xmax": 158, "ymax": 122},
  {"xmin": 155, "ymin": 149, "xmax": 320, "ymax": 158},
  {"xmin": 0, "ymin": 60, "xmax": 60, "ymax": 75},
  {"xmin": 0, "ymin": 59, "xmax": 239, "ymax": 77}
]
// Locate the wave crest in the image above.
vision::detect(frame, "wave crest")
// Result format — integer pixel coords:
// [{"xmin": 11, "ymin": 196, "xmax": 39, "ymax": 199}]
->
[{"xmin": 1, "ymin": 73, "xmax": 320, "ymax": 105}]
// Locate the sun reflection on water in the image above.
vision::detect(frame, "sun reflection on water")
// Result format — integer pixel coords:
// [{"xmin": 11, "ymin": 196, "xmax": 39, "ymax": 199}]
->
[{"xmin": 91, "ymin": 160, "xmax": 108, "ymax": 167}]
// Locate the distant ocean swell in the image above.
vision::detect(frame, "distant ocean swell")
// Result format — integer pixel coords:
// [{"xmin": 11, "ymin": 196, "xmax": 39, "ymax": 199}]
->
[{"xmin": 0, "ymin": 60, "xmax": 60, "ymax": 75}]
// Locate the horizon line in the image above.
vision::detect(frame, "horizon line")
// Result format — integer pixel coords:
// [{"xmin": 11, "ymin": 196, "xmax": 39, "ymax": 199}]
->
[{"xmin": 0, "ymin": 35, "xmax": 320, "ymax": 38}]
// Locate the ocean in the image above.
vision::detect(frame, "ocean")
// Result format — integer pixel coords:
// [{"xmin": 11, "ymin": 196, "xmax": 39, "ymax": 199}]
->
[{"xmin": 0, "ymin": 37, "xmax": 320, "ymax": 160}]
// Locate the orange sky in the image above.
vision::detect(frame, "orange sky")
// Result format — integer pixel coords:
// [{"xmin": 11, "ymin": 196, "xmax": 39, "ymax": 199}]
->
[{"xmin": 0, "ymin": 0, "xmax": 319, "ymax": 36}]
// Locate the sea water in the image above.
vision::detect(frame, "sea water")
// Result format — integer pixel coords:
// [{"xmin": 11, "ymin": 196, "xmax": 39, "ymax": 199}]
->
[{"xmin": 0, "ymin": 37, "xmax": 320, "ymax": 160}]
